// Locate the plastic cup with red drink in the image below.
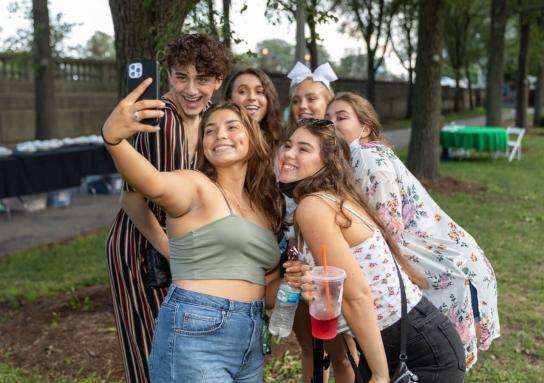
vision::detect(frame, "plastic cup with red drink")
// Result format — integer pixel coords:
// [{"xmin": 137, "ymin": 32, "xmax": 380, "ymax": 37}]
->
[{"xmin": 307, "ymin": 266, "xmax": 346, "ymax": 340}]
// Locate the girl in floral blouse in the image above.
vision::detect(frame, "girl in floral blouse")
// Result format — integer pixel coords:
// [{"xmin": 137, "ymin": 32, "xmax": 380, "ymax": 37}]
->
[{"xmin": 325, "ymin": 92, "xmax": 500, "ymax": 369}]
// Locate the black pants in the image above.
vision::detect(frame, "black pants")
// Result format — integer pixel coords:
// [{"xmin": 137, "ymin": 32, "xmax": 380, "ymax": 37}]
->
[{"xmin": 357, "ymin": 296, "xmax": 466, "ymax": 383}]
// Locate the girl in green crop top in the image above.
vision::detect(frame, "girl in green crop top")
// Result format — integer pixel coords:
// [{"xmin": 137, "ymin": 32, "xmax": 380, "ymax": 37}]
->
[{"xmin": 102, "ymin": 86, "xmax": 284, "ymax": 382}]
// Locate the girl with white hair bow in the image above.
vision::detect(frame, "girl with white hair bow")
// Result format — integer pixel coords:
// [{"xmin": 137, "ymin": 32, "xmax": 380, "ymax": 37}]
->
[
  {"xmin": 282, "ymin": 61, "xmax": 360, "ymax": 383},
  {"xmin": 287, "ymin": 61, "xmax": 338, "ymax": 129}
]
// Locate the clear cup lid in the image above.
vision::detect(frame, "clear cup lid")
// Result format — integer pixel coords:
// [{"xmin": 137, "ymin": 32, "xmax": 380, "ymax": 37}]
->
[{"xmin": 307, "ymin": 266, "xmax": 346, "ymax": 282}]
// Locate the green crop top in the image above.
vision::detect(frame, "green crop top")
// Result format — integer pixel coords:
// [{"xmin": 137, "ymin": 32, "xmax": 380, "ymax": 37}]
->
[{"xmin": 168, "ymin": 186, "xmax": 281, "ymax": 286}]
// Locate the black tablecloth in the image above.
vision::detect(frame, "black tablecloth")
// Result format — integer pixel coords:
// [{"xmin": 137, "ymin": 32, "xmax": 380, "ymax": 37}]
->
[{"xmin": 0, "ymin": 145, "xmax": 116, "ymax": 198}]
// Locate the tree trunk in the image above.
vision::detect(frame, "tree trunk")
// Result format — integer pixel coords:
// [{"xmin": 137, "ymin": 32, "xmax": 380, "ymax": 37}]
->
[
  {"xmin": 367, "ymin": 49, "xmax": 376, "ymax": 104},
  {"xmin": 515, "ymin": 12, "xmax": 530, "ymax": 128},
  {"xmin": 407, "ymin": 0, "xmax": 444, "ymax": 181},
  {"xmin": 206, "ymin": 0, "xmax": 219, "ymax": 39},
  {"xmin": 454, "ymin": 69, "xmax": 462, "ymax": 112},
  {"xmin": 485, "ymin": 0, "xmax": 508, "ymax": 126},
  {"xmin": 295, "ymin": 0, "xmax": 306, "ymax": 64},
  {"xmin": 534, "ymin": 64, "xmax": 544, "ymax": 127},
  {"xmin": 32, "ymin": 0, "xmax": 57, "ymax": 139},
  {"xmin": 406, "ymin": 68, "xmax": 414, "ymax": 118},
  {"xmin": 109, "ymin": 0, "xmax": 198, "ymax": 100},
  {"xmin": 466, "ymin": 63, "xmax": 474, "ymax": 110},
  {"xmin": 306, "ymin": 14, "xmax": 318, "ymax": 69},
  {"xmin": 222, "ymin": 0, "xmax": 231, "ymax": 49}
]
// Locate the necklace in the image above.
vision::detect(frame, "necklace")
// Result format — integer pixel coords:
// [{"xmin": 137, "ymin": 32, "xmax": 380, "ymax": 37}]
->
[{"xmin": 217, "ymin": 183, "xmax": 251, "ymax": 216}]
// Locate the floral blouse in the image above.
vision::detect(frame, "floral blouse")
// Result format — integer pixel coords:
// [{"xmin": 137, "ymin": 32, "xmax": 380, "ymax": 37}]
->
[{"xmin": 351, "ymin": 142, "xmax": 500, "ymax": 369}]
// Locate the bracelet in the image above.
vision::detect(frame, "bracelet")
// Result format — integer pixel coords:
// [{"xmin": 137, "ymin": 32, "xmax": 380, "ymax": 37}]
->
[{"xmin": 101, "ymin": 127, "xmax": 123, "ymax": 146}]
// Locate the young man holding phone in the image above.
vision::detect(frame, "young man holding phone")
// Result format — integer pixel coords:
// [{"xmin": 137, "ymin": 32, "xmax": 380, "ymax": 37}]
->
[{"xmin": 106, "ymin": 33, "xmax": 232, "ymax": 383}]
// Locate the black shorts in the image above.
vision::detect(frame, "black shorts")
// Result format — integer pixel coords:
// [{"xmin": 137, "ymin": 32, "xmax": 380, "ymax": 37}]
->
[{"xmin": 358, "ymin": 296, "xmax": 466, "ymax": 383}]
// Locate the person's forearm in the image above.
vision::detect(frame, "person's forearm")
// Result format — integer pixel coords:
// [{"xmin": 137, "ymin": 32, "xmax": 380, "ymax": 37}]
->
[
  {"xmin": 121, "ymin": 191, "xmax": 169, "ymax": 257},
  {"xmin": 343, "ymin": 297, "xmax": 389, "ymax": 381},
  {"xmin": 107, "ymin": 140, "xmax": 166, "ymax": 200}
]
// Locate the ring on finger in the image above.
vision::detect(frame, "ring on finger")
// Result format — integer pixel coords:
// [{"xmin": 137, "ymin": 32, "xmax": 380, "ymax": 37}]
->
[{"xmin": 132, "ymin": 111, "xmax": 142, "ymax": 122}]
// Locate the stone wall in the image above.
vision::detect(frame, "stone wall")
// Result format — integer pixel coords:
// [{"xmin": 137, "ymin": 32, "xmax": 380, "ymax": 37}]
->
[{"xmin": 0, "ymin": 55, "xmax": 484, "ymax": 144}]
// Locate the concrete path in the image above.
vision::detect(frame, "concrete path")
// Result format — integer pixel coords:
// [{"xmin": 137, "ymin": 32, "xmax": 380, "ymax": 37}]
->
[
  {"xmin": 0, "ymin": 109, "xmax": 516, "ymax": 255},
  {"xmin": 0, "ymin": 193, "xmax": 119, "ymax": 255}
]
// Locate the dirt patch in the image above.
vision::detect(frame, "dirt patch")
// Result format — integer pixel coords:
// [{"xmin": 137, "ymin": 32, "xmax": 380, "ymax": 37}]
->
[
  {"xmin": 0, "ymin": 284, "xmax": 301, "ymax": 382},
  {"xmin": 422, "ymin": 176, "xmax": 487, "ymax": 196},
  {"xmin": 0, "ymin": 285, "xmax": 124, "ymax": 382}
]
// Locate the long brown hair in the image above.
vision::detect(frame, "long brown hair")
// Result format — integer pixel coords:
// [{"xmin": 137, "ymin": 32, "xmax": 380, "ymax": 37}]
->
[
  {"xmin": 330, "ymin": 92, "xmax": 390, "ymax": 145},
  {"xmin": 288, "ymin": 121, "xmax": 427, "ymax": 288},
  {"xmin": 224, "ymin": 68, "xmax": 283, "ymax": 149},
  {"xmin": 196, "ymin": 102, "xmax": 284, "ymax": 234}
]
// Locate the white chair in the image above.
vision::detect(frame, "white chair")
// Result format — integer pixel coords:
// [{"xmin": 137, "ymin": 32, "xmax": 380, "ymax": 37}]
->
[{"xmin": 506, "ymin": 127, "xmax": 525, "ymax": 162}]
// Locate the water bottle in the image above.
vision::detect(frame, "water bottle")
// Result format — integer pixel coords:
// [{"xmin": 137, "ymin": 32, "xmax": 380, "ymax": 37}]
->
[
  {"xmin": 269, "ymin": 246, "xmax": 301, "ymax": 337},
  {"xmin": 269, "ymin": 279, "xmax": 300, "ymax": 337}
]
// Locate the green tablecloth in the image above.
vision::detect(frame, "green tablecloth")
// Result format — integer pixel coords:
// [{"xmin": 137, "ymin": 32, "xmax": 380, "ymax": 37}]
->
[{"xmin": 440, "ymin": 126, "xmax": 508, "ymax": 151}]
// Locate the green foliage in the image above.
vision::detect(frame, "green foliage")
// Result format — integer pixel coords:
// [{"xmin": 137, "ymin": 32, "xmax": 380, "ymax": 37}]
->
[
  {"xmin": 0, "ymin": 230, "xmax": 109, "ymax": 301},
  {"xmin": 254, "ymin": 39, "xmax": 294, "ymax": 73},
  {"xmin": 264, "ymin": 351, "xmax": 303, "ymax": 382},
  {"xmin": 0, "ymin": 364, "xmax": 120, "ymax": 383},
  {"xmin": 77, "ymin": 31, "xmax": 115, "ymax": 59},
  {"xmin": 184, "ymin": 0, "xmax": 246, "ymax": 47},
  {"xmin": 1, "ymin": 0, "xmax": 79, "ymax": 56}
]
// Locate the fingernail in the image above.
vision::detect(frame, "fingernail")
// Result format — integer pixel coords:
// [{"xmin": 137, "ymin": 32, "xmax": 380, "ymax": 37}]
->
[
  {"xmin": 160, "ymin": 102, "xmax": 166, "ymax": 108},
  {"xmin": 159, "ymin": 111, "xmax": 164, "ymax": 117}
]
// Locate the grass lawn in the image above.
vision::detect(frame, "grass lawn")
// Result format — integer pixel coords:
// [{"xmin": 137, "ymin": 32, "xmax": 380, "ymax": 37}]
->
[{"xmin": 0, "ymin": 135, "xmax": 542, "ymax": 382}]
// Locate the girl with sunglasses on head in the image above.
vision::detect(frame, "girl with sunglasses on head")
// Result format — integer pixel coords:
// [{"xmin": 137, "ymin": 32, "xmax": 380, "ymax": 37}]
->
[
  {"xmin": 325, "ymin": 92, "xmax": 500, "ymax": 370},
  {"xmin": 280, "ymin": 119, "xmax": 466, "ymax": 383},
  {"xmin": 102, "ymin": 80, "xmax": 284, "ymax": 381}
]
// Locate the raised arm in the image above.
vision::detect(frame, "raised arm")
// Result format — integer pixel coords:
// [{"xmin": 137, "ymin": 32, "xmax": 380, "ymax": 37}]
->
[
  {"xmin": 296, "ymin": 197, "xmax": 389, "ymax": 383},
  {"xmin": 102, "ymin": 78, "xmax": 196, "ymax": 217}
]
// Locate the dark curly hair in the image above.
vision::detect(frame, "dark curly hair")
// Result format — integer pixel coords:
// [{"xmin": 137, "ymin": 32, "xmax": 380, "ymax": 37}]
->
[
  {"xmin": 164, "ymin": 33, "xmax": 233, "ymax": 78},
  {"xmin": 196, "ymin": 102, "xmax": 285, "ymax": 234},
  {"xmin": 286, "ymin": 120, "xmax": 427, "ymax": 289},
  {"xmin": 224, "ymin": 68, "xmax": 283, "ymax": 149}
]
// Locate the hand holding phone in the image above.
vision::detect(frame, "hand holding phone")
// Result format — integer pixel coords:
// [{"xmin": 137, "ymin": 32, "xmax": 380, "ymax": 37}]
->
[
  {"xmin": 127, "ymin": 59, "xmax": 161, "ymax": 125},
  {"xmin": 102, "ymin": 78, "xmax": 164, "ymax": 145}
]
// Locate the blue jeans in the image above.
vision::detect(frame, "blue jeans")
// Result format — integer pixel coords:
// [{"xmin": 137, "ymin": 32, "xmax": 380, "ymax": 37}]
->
[{"xmin": 149, "ymin": 286, "xmax": 264, "ymax": 383}]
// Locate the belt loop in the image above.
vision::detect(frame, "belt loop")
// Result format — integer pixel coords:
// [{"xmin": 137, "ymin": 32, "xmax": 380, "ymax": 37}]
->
[
  {"xmin": 228, "ymin": 299, "xmax": 234, "ymax": 313},
  {"xmin": 163, "ymin": 284, "xmax": 175, "ymax": 305}
]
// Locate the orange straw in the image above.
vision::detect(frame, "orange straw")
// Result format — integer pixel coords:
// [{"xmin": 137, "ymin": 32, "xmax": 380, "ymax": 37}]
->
[{"xmin": 322, "ymin": 244, "xmax": 331, "ymax": 309}]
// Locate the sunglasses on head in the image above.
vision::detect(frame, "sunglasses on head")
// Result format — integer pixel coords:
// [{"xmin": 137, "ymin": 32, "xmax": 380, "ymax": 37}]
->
[{"xmin": 296, "ymin": 118, "xmax": 336, "ymax": 146}]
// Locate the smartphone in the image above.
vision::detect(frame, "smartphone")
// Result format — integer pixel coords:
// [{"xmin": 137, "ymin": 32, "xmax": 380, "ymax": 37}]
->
[{"xmin": 127, "ymin": 59, "xmax": 160, "ymax": 125}]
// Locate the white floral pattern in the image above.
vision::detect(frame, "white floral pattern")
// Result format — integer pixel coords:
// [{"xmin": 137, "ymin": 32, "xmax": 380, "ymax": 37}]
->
[
  {"xmin": 351, "ymin": 142, "xmax": 500, "ymax": 369},
  {"xmin": 298, "ymin": 194, "xmax": 422, "ymax": 332}
]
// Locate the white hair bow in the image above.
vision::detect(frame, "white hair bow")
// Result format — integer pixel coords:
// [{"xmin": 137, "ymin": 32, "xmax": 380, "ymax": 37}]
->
[{"xmin": 287, "ymin": 62, "xmax": 338, "ymax": 89}]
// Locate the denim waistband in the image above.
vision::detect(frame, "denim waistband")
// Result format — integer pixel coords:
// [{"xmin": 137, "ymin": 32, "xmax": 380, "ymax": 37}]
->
[{"xmin": 165, "ymin": 285, "xmax": 264, "ymax": 316}]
